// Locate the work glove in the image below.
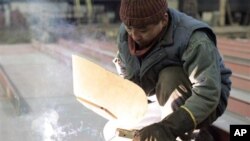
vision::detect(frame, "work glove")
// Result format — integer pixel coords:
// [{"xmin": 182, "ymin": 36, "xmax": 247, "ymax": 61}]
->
[
  {"xmin": 133, "ymin": 123, "xmax": 175, "ymax": 141},
  {"xmin": 133, "ymin": 107, "xmax": 196, "ymax": 141}
]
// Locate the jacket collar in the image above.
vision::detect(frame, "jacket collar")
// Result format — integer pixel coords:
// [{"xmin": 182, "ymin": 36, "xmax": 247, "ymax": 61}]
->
[{"xmin": 161, "ymin": 9, "xmax": 179, "ymax": 46}]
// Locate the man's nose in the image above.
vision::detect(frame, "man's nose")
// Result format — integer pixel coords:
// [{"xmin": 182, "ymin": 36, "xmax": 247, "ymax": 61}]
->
[{"xmin": 131, "ymin": 30, "xmax": 142, "ymax": 41}]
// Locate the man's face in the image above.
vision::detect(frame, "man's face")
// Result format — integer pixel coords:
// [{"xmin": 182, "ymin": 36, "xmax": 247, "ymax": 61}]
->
[{"xmin": 124, "ymin": 19, "xmax": 167, "ymax": 47}]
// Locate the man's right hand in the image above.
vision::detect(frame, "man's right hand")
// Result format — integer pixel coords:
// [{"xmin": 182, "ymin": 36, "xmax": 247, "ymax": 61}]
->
[
  {"xmin": 132, "ymin": 123, "xmax": 176, "ymax": 141},
  {"xmin": 132, "ymin": 107, "xmax": 196, "ymax": 141}
]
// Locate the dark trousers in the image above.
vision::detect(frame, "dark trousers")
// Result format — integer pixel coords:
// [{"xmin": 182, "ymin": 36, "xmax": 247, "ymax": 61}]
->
[{"xmin": 155, "ymin": 66, "xmax": 218, "ymax": 129}]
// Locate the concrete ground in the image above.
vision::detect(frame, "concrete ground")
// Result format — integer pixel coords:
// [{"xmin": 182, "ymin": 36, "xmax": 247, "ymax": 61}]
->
[{"xmin": 0, "ymin": 44, "xmax": 107, "ymax": 141}]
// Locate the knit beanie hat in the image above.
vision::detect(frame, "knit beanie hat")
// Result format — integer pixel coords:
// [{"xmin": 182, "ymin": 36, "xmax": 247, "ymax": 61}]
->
[{"xmin": 120, "ymin": 0, "xmax": 168, "ymax": 27}]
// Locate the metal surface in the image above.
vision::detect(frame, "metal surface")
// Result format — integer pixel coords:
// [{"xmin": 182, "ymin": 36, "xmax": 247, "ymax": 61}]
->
[
  {"xmin": 0, "ymin": 44, "xmax": 107, "ymax": 141},
  {"xmin": 116, "ymin": 128, "xmax": 137, "ymax": 139}
]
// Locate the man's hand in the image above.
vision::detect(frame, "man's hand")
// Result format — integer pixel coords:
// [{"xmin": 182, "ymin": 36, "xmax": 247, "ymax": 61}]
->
[
  {"xmin": 113, "ymin": 57, "xmax": 127, "ymax": 78},
  {"xmin": 132, "ymin": 107, "xmax": 196, "ymax": 141},
  {"xmin": 132, "ymin": 123, "xmax": 176, "ymax": 141}
]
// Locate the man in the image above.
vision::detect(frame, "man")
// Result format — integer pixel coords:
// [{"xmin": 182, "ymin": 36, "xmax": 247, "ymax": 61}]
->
[{"xmin": 113, "ymin": 0, "xmax": 232, "ymax": 140}]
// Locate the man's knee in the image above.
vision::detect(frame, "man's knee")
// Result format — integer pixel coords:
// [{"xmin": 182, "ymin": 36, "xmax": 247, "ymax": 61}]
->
[{"xmin": 156, "ymin": 66, "xmax": 192, "ymax": 106}]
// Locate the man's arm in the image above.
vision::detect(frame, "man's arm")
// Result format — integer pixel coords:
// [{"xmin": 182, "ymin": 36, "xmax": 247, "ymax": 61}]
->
[{"xmin": 181, "ymin": 30, "xmax": 221, "ymax": 125}]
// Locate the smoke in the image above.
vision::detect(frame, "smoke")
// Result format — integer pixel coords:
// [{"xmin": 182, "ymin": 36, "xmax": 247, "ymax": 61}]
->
[
  {"xmin": 32, "ymin": 110, "xmax": 61, "ymax": 141},
  {"xmin": 25, "ymin": 0, "xmax": 78, "ymax": 42},
  {"xmin": 0, "ymin": 1, "xmax": 109, "ymax": 141},
  {"xmin": 31, "ymin": 109, "xmax": 94, "ymax": 141}
]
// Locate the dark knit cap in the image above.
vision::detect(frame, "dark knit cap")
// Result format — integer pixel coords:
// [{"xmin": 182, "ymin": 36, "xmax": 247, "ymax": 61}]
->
[{"xmin": 120, "ymin": 0, "xmax": 168, "ymax": 27}]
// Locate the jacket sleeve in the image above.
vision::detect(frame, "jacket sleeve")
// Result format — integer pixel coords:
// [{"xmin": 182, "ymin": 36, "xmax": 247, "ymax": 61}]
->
[{"xmin": 181, "ymin": 31, "xmax": 222, "ymax": 126}]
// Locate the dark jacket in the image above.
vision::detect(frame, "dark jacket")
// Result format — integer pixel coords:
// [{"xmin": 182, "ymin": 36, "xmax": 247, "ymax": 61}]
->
[{"xmin": 116, "ymin": 8, "xmax": 232, "ymax": 125}]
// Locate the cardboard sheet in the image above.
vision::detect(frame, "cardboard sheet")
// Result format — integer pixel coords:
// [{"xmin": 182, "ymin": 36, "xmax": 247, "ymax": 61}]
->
[{"xmin": 72, "ymin": 55, "xmax": 148, "ymax": 124}]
